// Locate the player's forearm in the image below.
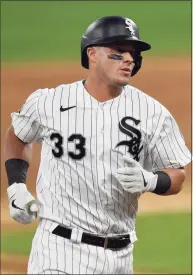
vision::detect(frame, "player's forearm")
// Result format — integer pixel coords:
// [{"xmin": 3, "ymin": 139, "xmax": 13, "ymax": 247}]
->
[
  {"xmin": 157, "ymin": 168, "xmax": 185, "ymax": 196},
  {"xmin": 4, "ymin": 125, "xmax": 33, "ymax": 164}
]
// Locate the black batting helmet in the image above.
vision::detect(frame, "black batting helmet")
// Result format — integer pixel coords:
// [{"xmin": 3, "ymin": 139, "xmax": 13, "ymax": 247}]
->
[{"xmin": 81, "ymin": 16, "xmax": 151, "ymax": 76}]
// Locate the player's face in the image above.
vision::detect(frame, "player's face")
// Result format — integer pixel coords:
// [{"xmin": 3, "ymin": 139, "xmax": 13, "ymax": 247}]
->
[{"xmin": 90, "ymin": 44, "xmax": 136, "ymax": 87}]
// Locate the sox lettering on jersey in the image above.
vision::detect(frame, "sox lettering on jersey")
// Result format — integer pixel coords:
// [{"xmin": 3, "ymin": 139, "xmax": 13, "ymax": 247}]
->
[{"xmin": 115, "ymin": 116, "xmax": 143, "ymax": 161}]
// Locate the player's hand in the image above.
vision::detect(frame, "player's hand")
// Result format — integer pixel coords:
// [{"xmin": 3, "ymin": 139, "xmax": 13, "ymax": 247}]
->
[
  {"xmin": 7, "ymin": 183, "xmax": 39, "ymax": 224},
  {"xmin": 116, "ymin": 155, "xmax": 158, "ymax": 194}
]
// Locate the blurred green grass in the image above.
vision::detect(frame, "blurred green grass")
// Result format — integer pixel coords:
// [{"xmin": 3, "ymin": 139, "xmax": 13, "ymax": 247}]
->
[
  {"xmin": 1, "ymin": 1, "xmax": 191, "ymax": 62},
  {"xmin": 1, "ymin": 212, "xmax": 191, "ymax": 274},
  {"xmin": 134, "ymin": 212, "xmax": 191, "ymax": 274}
]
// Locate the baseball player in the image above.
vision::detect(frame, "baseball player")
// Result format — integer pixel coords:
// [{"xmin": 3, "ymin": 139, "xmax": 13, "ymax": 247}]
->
[{"xmin": 5, "ymin": 16, "xmax": 191, "ymax": 274}]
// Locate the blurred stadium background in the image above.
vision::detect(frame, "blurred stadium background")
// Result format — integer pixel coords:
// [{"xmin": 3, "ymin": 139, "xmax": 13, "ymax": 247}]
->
[{"xmin": 1, "ymin": 1, "xmax": 191, "ymax": 274}]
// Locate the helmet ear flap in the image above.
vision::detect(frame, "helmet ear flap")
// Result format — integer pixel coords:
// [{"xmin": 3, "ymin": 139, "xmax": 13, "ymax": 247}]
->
[
  {"xmin": 131, "ymin": 54, "xmax": 142, "ymax": 77},
  {"xmin": 81, "ymin": 47, "xmax": 89, "ymax": 69}
]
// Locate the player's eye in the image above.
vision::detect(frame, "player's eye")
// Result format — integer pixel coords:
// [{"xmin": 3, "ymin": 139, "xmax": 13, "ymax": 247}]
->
[{"xmin": 116, "ymin": 48, "xmax": 125, "ymax": 54}]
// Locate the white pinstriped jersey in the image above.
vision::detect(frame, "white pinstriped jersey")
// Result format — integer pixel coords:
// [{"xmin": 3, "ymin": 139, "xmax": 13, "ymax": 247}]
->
[{"xmin": 11, "ymin": 80, "xmax": 191, "ymax": 236}]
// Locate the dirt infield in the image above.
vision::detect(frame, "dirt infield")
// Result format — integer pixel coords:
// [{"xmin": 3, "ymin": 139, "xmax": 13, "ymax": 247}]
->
[{"xmin": 1, "ymin": 57, "xmax": 191, "ymax": 274}]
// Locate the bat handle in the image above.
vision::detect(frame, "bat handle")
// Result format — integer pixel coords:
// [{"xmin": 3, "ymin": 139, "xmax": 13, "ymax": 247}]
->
[{"xmin": 26, "ymin": 200, "xmax": 40, "ymax": 214}]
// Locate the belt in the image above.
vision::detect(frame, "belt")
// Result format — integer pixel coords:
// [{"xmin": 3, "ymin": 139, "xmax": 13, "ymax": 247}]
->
[{"xmin": 52, "ymin": 225, "xmax": 131, "ymax": 249}]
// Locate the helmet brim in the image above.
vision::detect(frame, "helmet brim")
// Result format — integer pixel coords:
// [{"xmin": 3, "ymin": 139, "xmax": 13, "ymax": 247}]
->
[{"xmin": 84, "ymin": 35, "xmax": 151, "ymax": 52}]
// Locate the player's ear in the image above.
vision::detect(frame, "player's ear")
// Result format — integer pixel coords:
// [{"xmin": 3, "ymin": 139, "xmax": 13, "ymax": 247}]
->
[{"xmin": 87, "ymin": 47, "xmax": 97, "ymax": 66}]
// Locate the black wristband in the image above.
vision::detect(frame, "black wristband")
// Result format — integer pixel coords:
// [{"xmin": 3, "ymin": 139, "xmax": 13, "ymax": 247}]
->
[
  {"xmin": 5, "ymin": 159, "xmax": 29, "ymax": 186},
  {"xmin": 152, "ymin": 171, "xmax": 171, "ymax": 195}
]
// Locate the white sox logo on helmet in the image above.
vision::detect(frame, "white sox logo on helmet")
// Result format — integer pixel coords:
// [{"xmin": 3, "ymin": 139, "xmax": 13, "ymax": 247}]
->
[{"xmin": 125, "ymin": 19, "xmax": 135, "ymax": 36}]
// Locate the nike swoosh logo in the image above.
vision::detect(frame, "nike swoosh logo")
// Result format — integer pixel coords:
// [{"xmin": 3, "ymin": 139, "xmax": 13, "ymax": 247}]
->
[
  {"xmin": 141, "ymin": 172, "xmax": 148, "ymax": 187},
  {"xmin": 11, "ymin": 200, "xmax": 24, "ymax": 211},
  {"xmin": 60, "ymin": 105, "xmax": 76, "ymax": 112}
]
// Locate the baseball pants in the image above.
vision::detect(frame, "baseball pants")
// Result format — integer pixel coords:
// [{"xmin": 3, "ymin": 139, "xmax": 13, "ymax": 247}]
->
[{"xmin": 28, "ymin": 219, "xmax": 134, "ymax": 274}]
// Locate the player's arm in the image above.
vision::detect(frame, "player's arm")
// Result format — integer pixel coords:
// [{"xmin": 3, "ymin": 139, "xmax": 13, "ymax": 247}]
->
[
  {"xmin": 4, "ymin": 125, "xmax": 33, "ymax": 188},
  {"xmin": 160, "ymin": 167, "xmax": 185, "ymax": 195},
  {"xmin": 5, "ymin": 125, "xmax": 32, "ymax": 164},
  {"xmin": 5, "ymin": 90, "xmax": 43, "ymax": 224},
  {"xmin": 116, "ymin": 109, "xmax": 191, "ymax": 197}
]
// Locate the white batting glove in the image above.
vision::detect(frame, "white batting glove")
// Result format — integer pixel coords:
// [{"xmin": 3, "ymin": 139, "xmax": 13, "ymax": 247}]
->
[
  {"xmin": 7, "ymin": 183, "xmax": 39, "ymax": 224},
  {"xmin": 116, "ymin": 155, "xmax": 158, "ymax": 194}
]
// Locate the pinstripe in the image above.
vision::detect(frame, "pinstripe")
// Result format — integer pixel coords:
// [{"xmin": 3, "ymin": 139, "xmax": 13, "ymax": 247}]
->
[
  {"xmin": 146, "ymin": 105, "xmax": 163, "ymax": 148},
  {"xmin": 127, "ymin": 251, "xmax": 131, "ymax": 274},
  {"xmin": 89, "ymin": 94, "xmax": 102, "ymax": 231},
  {"xmin": 78, "ymin": 243, "xmax": 82, "ymax": 274},
  {"xmin": 109, "ymin": 99, "xmax": 114, "ymax": 199},
  {"xmin": 85, "ymin": 244, "xmax": 91, "ymax": 274},
  {"xmin": 106, "ymin": 250, "xmax": 110, "ymax": 274},
  {"xmin": 125, "ymin": 89, "xmax": 133, "ymax": 229},
  {"xmin": 63, "ymin": 229, "xmax": 67, "ymax": 273},
  {"xmin": 115, "ymin": 94, "xmax": 122, "ymax": 229},
  {"xmin": 144, "ymin": 92, "xmax": 148, "ymax": 140},
  {"xmin": 26, "ymin": 123, "xmax": 42, "ymax": 143},
  {"xmin": 53, "ymin": 167, "xmax": 59, "ymax": 218},
  {"xmin": 154, "ymin": 145, "xmax": 166, "ymax": 168},
  {"xmin": 148, "ymin": 150, "xmax": 160, "ymax": 171},
  {"xmin": 43, "ymin": 92, "xmax": 48, "ymax": 127},
  {"xmin": 36, "ymin": 90, "xmax": 43, "ymax": 127},
  {"xmin": 101, "ymin": 248, "xmax": 107, "ymax": 274},
  {"xmin": 36, "ymin": 174, "xmax": 42, "ymax": 188},
  {"xmin": 52, "ymin": 89, "xmax": 56, "ymax": 129},
  {"xmin": 74, "ymin": 83, "xmax": 83, "ymax": 228},
  {"xmin": 121, "ymin": 89, "xmax": 127, "ymax": 223},
  {"xmin": 71, "ymin": 242, "xmax": 74, "ymax": 274},
  {"xmin": 168, "ymin": 115, "xmax": 191, "ymax": 160},
  {"xmin": 15, "ymin": 109, "xmax": 36, "ymax": 134},
  {"xmin": 48, "ymin": 148, "xmax": 54, "ymax": 214},
  {"xmin": 111, "ymin": 250, "xmax": 115, "ymax": 274},
  {"xmin": 67, "ymin": 86, "xmax": 74, "ymax": 227},
  {"xmin": 162, "ymin": 124, "xmax": 185, "ymax": 164},
  {"xmin": 162, "ymin": 126, "xmax": 181, "ymax": 165},
  {"xmin": 12, "ymin": 96, "xmax": 39, "ymax": 123},
  {"xmin": 78, "ymin": 84, "xmax": 87, "ymax": 228},
  {"xmin": 47, "ymin": 221, "xmax": 54, "ymax": 271},
  {"xmin": 92, "ymin": 245, "xmax": 99, "ymax": 274},
  {"xmin": 60, "ymin": 87, "xmax": 70, "ymax": 226},
  {"xmin": 28, "ymin": 227, "xmax": 40, "ymax": 273},
  {"xmin": 40, "ymin": 220, "xmax": 46, "ymax": 272},
  {"xmin": 82, "ymin": 86, "xmax": 95, "ymax": 231},
  {"xmin": 123, "ymin": 248, "xmax": 127, "ymax": 274},
  {"xmin": 114, "ymin": 250, "xmax": 119, "ymax": 274},
  {"xmin": 124, "ymin": 87, "xmax": 127, "ymax": 156},
  {"xmin": 55, "ymin": 234, "xmax": 59, "ymax": 272},
  {"xmin": 130, "ymin": 88, "xmax": 142, "ymax": 215},
  {"xmin": 57, "ymin": 88, "xmax": 63, "ymax": 222},
  {"xmin": 109, "ymin": 98, "xmax": 120, "ymax": 227},
  {"xmin": 22, "ymin": 119, "xmax": 39, "ymax": 141},
  {"xmin": 13, "ymin": 100, "xmax": 37, "ymax": 126},
  {"xmin": 95, "ymin": 101, "xmax": 107, "ymax": 233},
  {"xmin": 102, "ymin": 102, "xmax": 111, "ymax": 234}
]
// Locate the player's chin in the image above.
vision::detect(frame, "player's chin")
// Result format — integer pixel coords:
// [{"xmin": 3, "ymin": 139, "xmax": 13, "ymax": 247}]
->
[{"xmin": 115, "ymin": 76, "xmax": 130, "ymax": 86}]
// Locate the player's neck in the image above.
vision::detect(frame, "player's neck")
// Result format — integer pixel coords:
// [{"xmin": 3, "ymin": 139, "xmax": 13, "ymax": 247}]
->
[{"xmin": 84, "ymin": 76, "xmax": 122, "ymax": 103}]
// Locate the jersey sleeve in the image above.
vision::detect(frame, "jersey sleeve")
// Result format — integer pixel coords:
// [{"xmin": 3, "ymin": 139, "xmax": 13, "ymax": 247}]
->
[
  {"xmin": 146, "ymin": 109, "xmax": 192, "ymax": 172},
  {"xmin": 11, "ymin": 89, "xmax": 43, "ymax": 143}
]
